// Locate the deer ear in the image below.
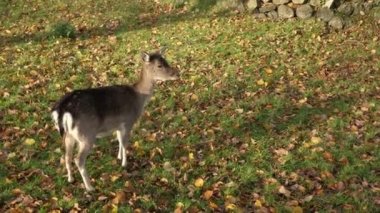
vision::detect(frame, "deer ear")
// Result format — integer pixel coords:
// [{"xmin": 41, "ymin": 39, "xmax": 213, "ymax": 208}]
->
[
  {"xmin": 159, "ymin": 46, "xmax": 166, "ymax": 55},
  {"xmin": 141, "ymin": 52, "xmax": 150, "ymax": 62}
]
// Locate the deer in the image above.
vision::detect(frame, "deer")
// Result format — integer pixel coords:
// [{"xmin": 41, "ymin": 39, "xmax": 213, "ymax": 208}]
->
[{"xmin": 51, "ymin": 48, "xmax": 179, "ymax": 191}]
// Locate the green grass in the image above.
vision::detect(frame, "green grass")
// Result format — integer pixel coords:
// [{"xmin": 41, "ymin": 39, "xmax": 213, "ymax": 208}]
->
[{"xmin": 1, "ymin": 0, "xmax": 380, "ymax": 212}]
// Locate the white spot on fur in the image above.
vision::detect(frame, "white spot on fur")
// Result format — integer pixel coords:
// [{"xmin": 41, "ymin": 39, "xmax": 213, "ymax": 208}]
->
[
  {"xmin": 62, "ymin": 112, "xmax": 74, "ymax": 133},
  {"xmin": 51, "ymin": 111, "xmax": 59, "ymax": 130}
]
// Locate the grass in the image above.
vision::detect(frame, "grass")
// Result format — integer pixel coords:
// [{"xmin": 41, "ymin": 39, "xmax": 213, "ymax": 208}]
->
[{"xmin": 1, "ymin": 0, "xmax": 380, "ymax": 212}]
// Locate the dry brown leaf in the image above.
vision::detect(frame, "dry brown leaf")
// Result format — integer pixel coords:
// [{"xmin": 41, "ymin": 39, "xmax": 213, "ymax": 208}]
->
[
  {"xmin": 274, "ymin": 148, "xmax": 289, "ymax": 156},
  {"xmin": 203, "ymin": 190, "xmax": 213, "ymax": 200},
  {"xmin": 112, "ymin": 191, "xmax": 127, "ymax": 205},
  {"xmin": 323, "ymin": 151, "xmax": 333, "ymax": 162},
  {"xmin": 98, "ymin": 195, "xmax": 108, "ymax": 201},
  {"xmin": 278, "ymin": 185, "xmax": 291, "ymax": 197}
]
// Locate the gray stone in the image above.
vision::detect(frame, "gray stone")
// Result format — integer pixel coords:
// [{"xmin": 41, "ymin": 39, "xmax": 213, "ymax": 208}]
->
[
  {"xmin": 363, "ymin": 2, "xmax": 374, "ymax": 11},
  {"xmin": 352, "ymin": 3, "xmax": 364, "ymax": 15},
  {"xmin": 310, "ymin": 0, "xmax": 321, "ymax": 7},
  {"xmin": 316, "ymin": 7, "xmax": 334, "ymax": 22},
  {"xmin": 296, "ymin": 4, "xmax": 313, "ymax": 19},
  {"xmin": 337, "ymin": 3, "xmax": 354, "ymax": 16},
  {"xmin": 252, "ymin": 12, "xmax": 267, "ymax": 19},
  {"xmin": 324, "ymin": 0, "xmax": 335, "ymax": 8},
  {"xmin": 292, "ymin": 0, "xmax": 306, "ymax": 4},
  {"xmin": 246, "ymin": 0, "xmax": 258, "ymax": 11},
  {"xmin": 273, "ymin": 0, "xmax": 290, "ymax": 5},
  {"xmin": 329, "ymin": 16, "xmax": 344, "ymax": 30},
  {"xmin": 278, "ymin": 5, "xmax": 294, "ymax": 19},
  {"xmin": 259, "ymin": 3, "xmax": 277, "ymax": 13},
  {"xmin": 267, "ymin": 10, "xmax": 279, "ymax": 19}
]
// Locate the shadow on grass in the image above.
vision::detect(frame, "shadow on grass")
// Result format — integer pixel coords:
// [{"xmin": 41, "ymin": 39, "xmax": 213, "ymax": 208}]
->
[{"xmin": 0, "ymin": 0, "xmax": 234, "ymax": 46}]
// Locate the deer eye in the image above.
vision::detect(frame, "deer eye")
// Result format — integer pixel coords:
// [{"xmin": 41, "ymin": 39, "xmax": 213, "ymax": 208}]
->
[{"xmin": 158, "ymin": 65, "xmax": 163, "ymax": 68}]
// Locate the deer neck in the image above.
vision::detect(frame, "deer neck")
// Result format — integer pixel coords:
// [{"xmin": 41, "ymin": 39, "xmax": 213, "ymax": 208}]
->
[{"xmin": 134, "ymin": 68, "xmax": 154, "ymax": 101}]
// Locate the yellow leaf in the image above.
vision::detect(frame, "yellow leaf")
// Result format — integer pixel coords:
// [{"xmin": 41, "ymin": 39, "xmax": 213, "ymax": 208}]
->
[
  {"xmin": 298, "ymin": 98, "xmax": 307, "ymax": 104},
  {"xmin": 176, "ymin": 202, "xmax": 184, "ymax": 208},
  {"xmin": 225, "ymin": 203, "xmax": 236, "ymax": 210},
  {"xmin": 265, "ymin": 68, "xmax": 273, "ymax": 74},
  {"xmin": 254, "ymin": 199, "xmax": 262, "ymax": 208},
  {"xmin": 292, "ymin": 206, "xmax": 303, "ymax": 213},
  {"xmin": 188, "ymin": 152, "xmax": 194, "ymax": 161},
  {"xmin": 191, "ymin": 93, "xmax": 199, "ymax": 101},
  {"xmin": 133, "ymin": 141, "xmax": 140, "ymax": 149},
  {"xmin": 8, "ymin": 152, "xmax": 16, "ymax": 159},
  {"xmin": 194, "ymin": 178, "xmax": 204, "ymax": 188},
  {"xmin": 203, "ymin": 190, "xmax": 213, "ymax": 200},
  {"xmin": 111, "ymin": 204, "xmax": 118, "ymax": 213},
  {"xmin": 209, "ymin": 201, "xmax": 218, "ymax": 209},
  {"xmin": 24, "ymin": 138, "xmax": 36, "ymax": 146},
  {"xmin": 111, "ymin": 174, "xmax": 120, "ymax": 182},
  {"xmin": 311, "ymin": 136, "xmax": 321, "ymax": 144},
  {"xmin": 5, "ymin": 178, "xmax": 12, "ymax": 184},
  {"xmin": 256, "ymin": 79, "xmax": 265, "ymax": 86}
]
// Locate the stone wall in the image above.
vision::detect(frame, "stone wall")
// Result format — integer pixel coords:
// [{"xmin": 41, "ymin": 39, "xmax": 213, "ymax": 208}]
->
[{"xmin": 240, "ymin": 0, "xmax": 379, "ymax": 29}]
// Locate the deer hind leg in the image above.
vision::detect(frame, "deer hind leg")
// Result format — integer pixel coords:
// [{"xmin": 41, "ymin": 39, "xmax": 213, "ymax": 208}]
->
[
  {"xmin": 74, "ymin": 135, "xmax": 95, "ymax": 192},
  {"xmin": 64, "ymin": 134, "xmax": 76, "ymax": 183}
]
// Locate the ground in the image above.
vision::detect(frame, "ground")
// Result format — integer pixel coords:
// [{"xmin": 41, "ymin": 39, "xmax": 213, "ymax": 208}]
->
[{"xmin": 1, "ymin": 0, "xmax": 380, "ymax": 212}]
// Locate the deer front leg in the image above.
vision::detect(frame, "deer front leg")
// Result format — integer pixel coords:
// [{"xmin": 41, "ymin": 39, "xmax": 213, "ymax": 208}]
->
[{"xmin": 118, "ymin": 126, "xmax": 132, "ymax": 168}]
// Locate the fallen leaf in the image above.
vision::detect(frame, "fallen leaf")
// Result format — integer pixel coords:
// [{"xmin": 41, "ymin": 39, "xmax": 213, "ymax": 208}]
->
[
  {"xmin": 112, "ymin": 191, "xmax": 127, "ymax": 204},
  {"xmin": 303, "ymin": 195, "xmax": 313, "ymax": 202},
  {"xmin": 274, "ymin": 148, "xmax": 289, "ymax": 156},
  {"xmin": 254, "ymin": 199, "xmax": 262, "ymax": 208},
  {"xmin": 24, "ymin": 138, "xmax": 36, "ymax": 146},
  {"xmin": 8, "ymin": 152, "xmax": 16, "ymax": 159},
  {"xmin": 291, "ymin": 206, "xmax": 303, "ymax": 213},
  {"xmin": 111, "ymin": 174, "xmax": 121, "ymax": 182},
  {"xmin": 190, "ymin": 93, "xmax": 199, "ymax": 101},
  {"xmin": 323, "ymin": 151, "xmax": 333, "ymax": 162},
  {"xmin": 188, "ymin": 152, "xmax": 194, "ymax": 161},
  {"xmin": 98, "ymin": 195, "xmax": 108, "ymax": 201},
  {"xmin": 256, "ymin": 79, "xmax": 265, "ymax": 86},
  {"xmin": 12, "ymin": 188, "xmax": 23, "ymax": 195},
  {"xmin": 173, "ymin": 207, "xmax": 182, "ymax": 213},
  {"xmin": 278, "ymin": 185, "xmax": 291, "ymax": 197},
  {"xmin": 225, "ymin": 203, "xmax": 236, "ymax": 210},
  {"xmin": 203, "ymin": 190, "xmax": 213, "ymax": 200},
  {"xmin": 209, "ymin": 201, "xmax": 218, "ymax": 209},
  {"xmin": 265, "ymin": 68, "xmax": 273, "ymax": 74},
  {"xmin": 194, "ymin": 178, "xmax": 204, "ymax": 188},
  {"xmin": 311, "ymin": 136, "xmax": 321, "ymax": 144}
]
